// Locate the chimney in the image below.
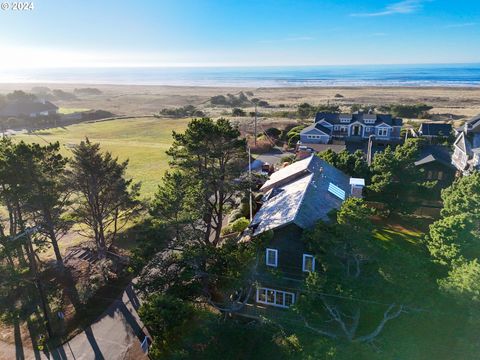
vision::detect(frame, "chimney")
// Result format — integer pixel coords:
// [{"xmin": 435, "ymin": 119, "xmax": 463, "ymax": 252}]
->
[{"xmin": 350, "ymin": 178, "xmax": 365, "ymax": 198}]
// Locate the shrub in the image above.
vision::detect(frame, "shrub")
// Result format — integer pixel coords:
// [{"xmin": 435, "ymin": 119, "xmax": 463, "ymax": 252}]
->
[
  {"xmin": 230, "ymin": 217, "xmax": 250, "ymax": 233},
  {"xmin": 232, "ymin": 108, "xmax": 246, "ymax": 117}
]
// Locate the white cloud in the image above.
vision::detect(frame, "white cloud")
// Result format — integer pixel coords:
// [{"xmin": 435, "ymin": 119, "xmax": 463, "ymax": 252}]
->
[
  {"xmin": 350, "ymin": 0, "xmax": 423, "ymax": 17},
  {"xmin": 445, "ymin": 22, "xmax": 476, "ymax": 28}
]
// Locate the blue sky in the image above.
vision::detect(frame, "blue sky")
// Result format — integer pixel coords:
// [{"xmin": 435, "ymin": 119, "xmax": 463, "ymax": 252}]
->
[{"xmin": 0, "ymin": 0, "xmax": 479, "ymax": 67}]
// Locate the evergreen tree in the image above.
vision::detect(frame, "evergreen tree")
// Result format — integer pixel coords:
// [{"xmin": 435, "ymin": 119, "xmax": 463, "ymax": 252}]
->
[{"xmin": 69, "ymin": 138, "xmax": 141, "ymax": 258}]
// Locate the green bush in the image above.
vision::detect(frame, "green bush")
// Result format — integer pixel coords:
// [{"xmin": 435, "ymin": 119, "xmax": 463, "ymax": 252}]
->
[{"xmin": 231, "ymin": 217, "xmax": 250, "ymax": 233}]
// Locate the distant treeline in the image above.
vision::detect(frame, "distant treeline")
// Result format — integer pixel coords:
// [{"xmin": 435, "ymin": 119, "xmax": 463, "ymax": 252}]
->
[
  {"xmin": 158, "ymin": 105, "xmax": 205, "ymax": 118},
  {"xmin": 209, "ymin": 92, "xmax": 270, "ymax": 108},
  {"xmin": 29, "ymin": 86, "xmax": 103, "ymax": 100}
]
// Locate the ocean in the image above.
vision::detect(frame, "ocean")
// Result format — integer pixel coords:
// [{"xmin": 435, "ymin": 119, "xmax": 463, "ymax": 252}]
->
[{"xmin": 1, "ymin": 63, "xmax": 480, "ymax": 87}]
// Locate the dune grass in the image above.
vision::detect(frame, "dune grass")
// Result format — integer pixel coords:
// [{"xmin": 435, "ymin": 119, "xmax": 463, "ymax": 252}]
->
[{"xmin": 14, "ymin": 117, "xmax": 190, "ymax": 198}]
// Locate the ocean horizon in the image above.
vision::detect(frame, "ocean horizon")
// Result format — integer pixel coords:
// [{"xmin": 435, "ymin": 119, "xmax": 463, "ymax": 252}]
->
[{"xmin": 1, "ymin": 63, "xmax": 480, "ymax": 87}]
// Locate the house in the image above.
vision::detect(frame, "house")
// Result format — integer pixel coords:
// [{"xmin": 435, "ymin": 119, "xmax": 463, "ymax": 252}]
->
[
  {"xmin": 249, "ymin": 155, "xmax": 364, "ymax": 309},
  {"xmin": 299, "ymin": 112, "xmax": 403, "ymax": 145},
  {"xmin": 414, "ymin": 145, "xmax": 455, "ymax": 193},
  {"xmin": 0, "ymin": 99, "xmax": 58, "ymax": 118},
  {"xmin": 418, "ymin": 122, "xmax": 452, "ymax": 139},
  {"xmin": 452, "ymin": 114, "xmax": 480, "ymax": 174}
]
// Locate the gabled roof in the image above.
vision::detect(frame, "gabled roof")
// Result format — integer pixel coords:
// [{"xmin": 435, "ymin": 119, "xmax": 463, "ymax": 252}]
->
[
  {"xmin": 419, "ymin": 123, "xmax": 452, "ymax": 136},
  {"xmin": 454, "ymin": 132, "xmax": 468, "ymax": 153},
  {"xmin": 251, "ymin": 156, "xmax": 351, "ymax": 235},
  {"xmin": 314, "ymin": 112, "xmax": 402, "ymax": 127},
  {"xmin": 466, "ymin": 114, "xmax": 480, "ymax": 133},
  {"xmin": 414, "ymin": 145, "xmax": 454, "ymax": 168},
  {"xmin": 301, "ymin": 123, "xmax": 332, "ymax": 136},
  {"xmin": 260, "ymin": 155, "xmax": 315, "ymax": 192},
  {"xmin": 0, "ymin": 100, "xmax": 58, "ymax": 117}
]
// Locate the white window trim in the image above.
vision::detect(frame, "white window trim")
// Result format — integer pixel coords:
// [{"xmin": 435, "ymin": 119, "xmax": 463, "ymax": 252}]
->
[
  {"xmin": 256, "ymin": 287, "xmax": 296, "ymax": 308},
  {"xmin": 302, "ymin": 254, "xmax": 315, "ymax": 272},
  {"xmin": 266, "ymin": 248, "xmax": 278, "ymax": 267},
  {"xmin": 377, "ymin": 128, "xmax": 388, "ymax": 137}
]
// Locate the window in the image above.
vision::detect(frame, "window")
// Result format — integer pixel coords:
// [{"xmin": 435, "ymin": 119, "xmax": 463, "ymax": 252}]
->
[
  {"xmin": 303, "ymin": 254, "xmax": 315, "ymax": 272},
  {"xmin": 365, "ymin": 126, "xmax": 372, "ymax": 132},
  {"xmin": 377, "ymin": 128, "xmax": 388, "ymax": 137},
  {"xmin": 438, "ymin": 171, "xmax": 443, "ymax": 180},
  {"xmin": 266, "ymin": 248, "xmax": 278, "ymax": 267},
  {"xmin": 328, "ymin": 182, "xmax": 346, "ymax": 200},
  {"xmin": 334, "ymin": 125, "xmax": 339, "ymax": 130},
  {"xmin": 256, "ymin": 287, "xmax": 296, "ymax": 308}
]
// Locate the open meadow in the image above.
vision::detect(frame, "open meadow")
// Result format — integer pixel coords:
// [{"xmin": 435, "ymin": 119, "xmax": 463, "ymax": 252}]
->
[{"xmin": 13, "ymin": 117, "xmax": 190, "ymax": 198}]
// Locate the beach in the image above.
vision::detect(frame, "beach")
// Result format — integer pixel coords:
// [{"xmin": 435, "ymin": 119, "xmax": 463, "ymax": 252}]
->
[{"xmin": 0, "ymin": 83, "xmax": 479, "ymax": 123}]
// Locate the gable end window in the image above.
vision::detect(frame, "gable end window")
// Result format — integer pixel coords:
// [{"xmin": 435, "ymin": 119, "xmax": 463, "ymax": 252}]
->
[
  {"xmin": 266, "ymin": 248, "xmax": 278, "ymax": 267},
  {"xmin": 302, "ymin": 254, "xmax": 315, "ymax": 272}
]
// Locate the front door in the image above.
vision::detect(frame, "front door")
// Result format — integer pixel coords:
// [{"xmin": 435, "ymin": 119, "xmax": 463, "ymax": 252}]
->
[{"xmin": 352, "ymin": 125, "xmax": 361, "ymax": 136}]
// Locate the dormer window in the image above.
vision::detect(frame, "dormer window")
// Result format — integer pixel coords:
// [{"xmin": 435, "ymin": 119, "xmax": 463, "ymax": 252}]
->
[{"xmin": 266, "ymin": 248, "xmax": 278, "ymax": 267}]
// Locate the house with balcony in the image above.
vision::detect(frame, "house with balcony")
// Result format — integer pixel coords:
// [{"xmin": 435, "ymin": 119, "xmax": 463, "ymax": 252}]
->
[
  {"xmin": 248, "ymin": 155, "xmax": 364, "ymax": 309},
  {"xmin": 299, "ymin": 112, "xmax": 403, "ymax": 145},
  {"xmin": 452, "ymin": 114, "xmax": 480, "ymax": 175}
]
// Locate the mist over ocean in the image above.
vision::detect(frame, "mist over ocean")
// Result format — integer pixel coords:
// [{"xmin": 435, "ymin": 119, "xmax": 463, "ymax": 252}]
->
[{"xmin": 1, "ymin": 64, "xmax": 480, "ymax": 87}]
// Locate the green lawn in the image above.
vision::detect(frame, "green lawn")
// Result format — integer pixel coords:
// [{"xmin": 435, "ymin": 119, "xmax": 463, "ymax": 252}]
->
[{"xmin": 14, "ymin": 117, "xmax": 190, "ymax": 198}]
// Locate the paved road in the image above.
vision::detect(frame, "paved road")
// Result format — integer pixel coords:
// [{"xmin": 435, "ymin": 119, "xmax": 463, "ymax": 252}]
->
[
  {"xmin": 0, "ymin": 284, "xmax": 149, "ymax": 360},
  {"xmin": 250, "ymin": 147, "xmax": 291, "ymax": 171}
]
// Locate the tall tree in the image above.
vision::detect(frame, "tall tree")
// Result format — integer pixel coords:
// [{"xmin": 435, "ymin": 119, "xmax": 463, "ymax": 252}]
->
[
  {"xmin": 299, "ymin": 199, "xmax": 404, "ymax": 342},
  {"xmin": 426, "ymin": 172, "xmax": 480, "ymax": 302},
  {"xmin": 150, "ymin": 170, "xmax": 203, "ymax": 244},
  {"xmin": 19, "ymin": 142, "xmax": 72, "ymax": 268},
  {"xmin": 165, "ymin": 118, "xmax": 247, "ymax": 246},
  {"xmin": 368, "ymin": 138, "xmax": 433, "ymax": 214},
  {"xmin": 69, "ymin": 139, "xmax": 141, "ymax": 258}
]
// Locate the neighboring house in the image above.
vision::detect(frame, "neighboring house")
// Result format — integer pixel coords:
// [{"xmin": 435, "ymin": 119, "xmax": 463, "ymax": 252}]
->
[
  {"xmin": 249, "ymin": 155, "xmax": 364, "ymax": 309},
  {"xmin": 0, "ymin": 100, "xmax": 58, "ymax": 118},
  {"xmin": 414, "ymin": 145, "xmax": 455, "ymax": 193},
  {"xmin": 299, "ymin": 112, "xmax": 403, "ymax": 145},
  {"xmin": 452, "ymin": 114, "xmax": 480, "ymax": 174},
  {"xmin": 418, "ymin": 123, "xmax": 452, "ymax": 138}
]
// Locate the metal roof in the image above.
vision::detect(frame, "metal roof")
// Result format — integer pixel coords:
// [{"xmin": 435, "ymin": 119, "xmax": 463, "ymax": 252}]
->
[{"xmin": 252, "ymin": 156, "xmax": 351, "ymax": 235}]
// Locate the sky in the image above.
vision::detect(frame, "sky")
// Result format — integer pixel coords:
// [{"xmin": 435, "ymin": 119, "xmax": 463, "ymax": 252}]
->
[{"xmin": 0, "ymin": 0, "xmax": 479, "ymax": 68}]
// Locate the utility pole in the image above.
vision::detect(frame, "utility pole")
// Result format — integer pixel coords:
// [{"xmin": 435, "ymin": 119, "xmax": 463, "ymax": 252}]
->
[
  {"xmin": 248, "ymin": 146, "xmax": 253, "ymax": 222},
  {"xmin": 254, "ymin": 102, "xmax": 258, "ymax": 146}
]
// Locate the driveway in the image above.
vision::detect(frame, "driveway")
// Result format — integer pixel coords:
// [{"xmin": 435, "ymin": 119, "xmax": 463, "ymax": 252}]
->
[
  {"xmin": 250, "ymin": 147, "xmax": 291, "ymax": 171},
  {"xmin": 0, "ymin": 284, "xmax": 149, "ymax": 360}
]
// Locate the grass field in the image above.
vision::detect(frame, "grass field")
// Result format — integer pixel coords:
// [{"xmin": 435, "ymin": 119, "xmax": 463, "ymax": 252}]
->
[{"xmin": 14, "ymin": 117, "xmax": 190, "ymax": 198}]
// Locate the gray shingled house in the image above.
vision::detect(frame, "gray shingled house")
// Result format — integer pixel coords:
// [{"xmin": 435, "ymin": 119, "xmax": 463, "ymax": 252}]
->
[
  {"xmin": 249, "ymin": 155, "xmax": 364, "ymax": 309},
  {"xmin": 0, "ymin": 100, "xmax": 58, "ymax": 118},
  {"xmin": 299, "ymin": 112, "xmax": 403, "ymax": 145},
  {"xmin": 452, "ymin": 114, "xmax": 480, "ymax": 175}
]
